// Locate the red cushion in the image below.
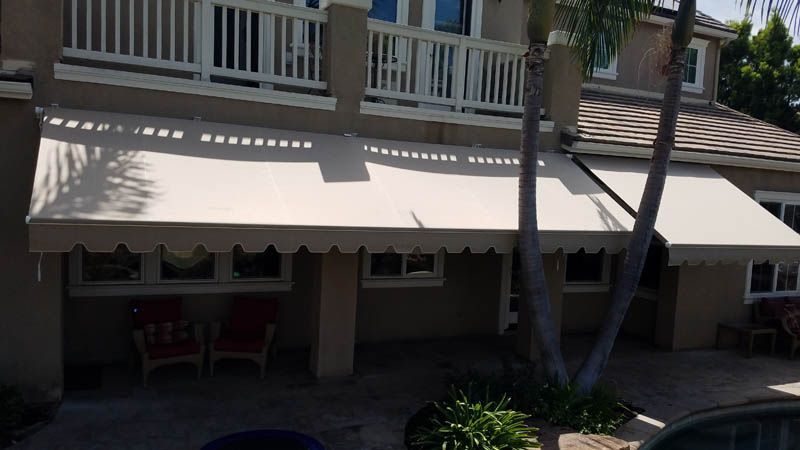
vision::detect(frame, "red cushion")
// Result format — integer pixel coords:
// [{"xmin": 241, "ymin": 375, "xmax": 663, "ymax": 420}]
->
[
  {"xmin": 214, "ymin": 336, "xmax": 265, "ymax": 353},
  {"xmin": 132, "ymin": 298, "xmax": 182, "ymax": 329},
  {"xmin": 230, "ymin": 297, "xmax": 278, "ymax": 338},
  {"xmin": 759, "ymin": 298, "xmax": 788, "ymax": 318},
  {"xmin": 147, "ymin": 340, "xmax": 201, "ymax": 359}
]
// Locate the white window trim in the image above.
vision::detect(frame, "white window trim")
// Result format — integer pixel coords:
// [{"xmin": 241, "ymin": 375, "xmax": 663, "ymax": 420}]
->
[
  {"xmin": 360, "ymin": 250, "xmax": 445, "ymax": 288},
  {"xmin": 68, "ymin": 246, "xmax": 146, "ymax": 286},
  {"xmin": 562, "ymin": 252, "xmax": 612, "ymax": 293},
  {"xmin": 744, "ymin": 190, "xmax": 800, "ymax": 302},
  {"xmin": 68, "ymin": 246, "xmax": 293, "ymax": 297},
  {"xmin": 682, "ymin": 38, "xmax": 708, "ymax": 94},
  {"xmin": 593, "ymin": 57, "xmax": 618, "ymax": 80},
  {"xmin": 421, "ymin": 0, "xmax": 482, "ymax": 36}
]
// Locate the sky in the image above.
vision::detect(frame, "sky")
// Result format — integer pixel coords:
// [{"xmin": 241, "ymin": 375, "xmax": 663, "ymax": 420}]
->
[{"xmin": 695, "ymin": 0, "xmax": 800, "ymax": 37}]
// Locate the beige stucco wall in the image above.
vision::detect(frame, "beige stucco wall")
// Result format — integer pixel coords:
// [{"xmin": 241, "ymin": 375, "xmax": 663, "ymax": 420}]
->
[
  {"xmin": 481, "ymin": 0, "xmax": 524, "ymax": 44},
  {"xmin": 356, "ymin": 251, "xmax": 503, "ymax": 342},
  {"xmin": 652, "ymin": 165, "xmax": 800, "ymax": 351},
  {"xmin": 589, "ymin": 22, "xmax": 720, "ymax": 102},
  {"xmin": 0, "ymin": 99, "xmax": 65, "ymax": 402}
]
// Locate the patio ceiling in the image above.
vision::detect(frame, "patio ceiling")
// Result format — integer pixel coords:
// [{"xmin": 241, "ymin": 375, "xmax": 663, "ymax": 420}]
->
[
  {"xmin": 578, "ymin": 155, "xmax": 800, "ymax": 265},
  {"xmin": 27, "ymin": 107, "xmax": 634, "ymax": 254}
]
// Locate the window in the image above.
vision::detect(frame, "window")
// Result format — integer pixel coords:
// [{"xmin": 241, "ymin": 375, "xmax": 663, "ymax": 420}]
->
[
  {"xmin": 297, "ymin": 0, "xmax": 408, "ymax": 24},
  {"xmin": 563, "ymin": 250, "xmax": 612, "ymax": 293},
  {"xmin": 565, "ymin": 250, "xmax": 608, "ymax": 284},
  {"xmin": 79, "ymin": 244, "xmax": 143, "ymax": 284},
  {"xmin": 592, "ymin": 39, "xmax": 618, "ymax": 80},
  {"xmin": 746, "ymin": 192, "xmax": 800, "ymax": 297},
  {"xmin": 160, "ymin": 245, "xmax": 216, "ymax": 281},
  {"xmin": 434, "ymin": 0, "xmax": 472, "ymax": 35},
  {"xmin": 369, "ymin": 0, "xmax": 398, "ymax": 22},
  {"xmin": 69, "ymin": 246, "xmax": 292, "ymax": 296},
  {"xmin": 232, "ymin": 245, "xmax": 282, "ymax": 280},
  {"xmin": 682, "ymin": 38, "xmax": 707, "ymax": 93},
  {"xmin": 361, "ymin": 250, "xmax": 445, "ymax": 287}
]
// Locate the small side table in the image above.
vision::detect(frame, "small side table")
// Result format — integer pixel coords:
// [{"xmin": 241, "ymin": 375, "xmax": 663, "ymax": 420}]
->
[{"xmin": 716, "ymin": 323, "xmax": 777, "ymax": 358}]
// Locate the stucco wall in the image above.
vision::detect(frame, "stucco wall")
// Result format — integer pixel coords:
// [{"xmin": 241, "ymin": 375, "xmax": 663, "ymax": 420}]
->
[
  {"xmin": 0, "ymin": 99, "xmax": 65, "ymax": 402},
  {"xmin": 356, "ymin": 251, "xmax": 503, "ymax": 342},
  {"xmin": 653, "ymin": 165, "xmax": 800, "ymax": 351},
  {"xmin": 589, "ymin": 22, "xmax": 720, "ymax": 102}
]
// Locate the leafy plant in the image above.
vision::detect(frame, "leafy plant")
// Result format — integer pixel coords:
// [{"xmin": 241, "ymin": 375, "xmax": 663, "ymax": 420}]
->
[
  {"xmin": 446, "ymin": 369, "xmax": 634, "ymax": 436},
  {"xmin": 526, "ymin": 382, "xmax": 628, "ymax": 435},
  {"xmin": 410, "ymin": 385, "xmax": 539, "ymax": 450}
]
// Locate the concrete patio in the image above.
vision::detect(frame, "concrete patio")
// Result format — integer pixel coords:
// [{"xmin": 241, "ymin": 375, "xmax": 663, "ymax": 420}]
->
[{"xmin": 10, "ymin": 336, "xmax": 800, "ymax": 450}]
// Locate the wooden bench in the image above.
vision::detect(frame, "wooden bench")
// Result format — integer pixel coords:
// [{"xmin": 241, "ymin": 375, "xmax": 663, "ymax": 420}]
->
[{"xmin": 716, "ymin": 323, "xmax": 776, "ymax": 358}]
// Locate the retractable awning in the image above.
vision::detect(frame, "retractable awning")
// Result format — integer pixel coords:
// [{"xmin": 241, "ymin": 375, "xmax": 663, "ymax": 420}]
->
[
  {"xmin": 28, "ymin": 108, "xmax": 634, "ymax": 254},
  {"xmin": 578, "ymin": 155, "xmax": 800, "ymax": 265}
]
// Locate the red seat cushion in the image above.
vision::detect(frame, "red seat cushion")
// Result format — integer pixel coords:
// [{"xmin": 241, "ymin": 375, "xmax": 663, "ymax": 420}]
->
[
  {"xmin": 147, "ymin": 340, "xmax": 201, "ymax": 359},
  {"xmin": 230, "ymin": 297, "xmax": 278, "ymax": 338},
  {"xmin": 214, "ymin": 336, "xmax": 265, "ymax": 353},
  {"xmin": 759, "ymin": 298, "xmax": 788, "ymax": 319},
  {"xmin": 132, "ymin": 298, "xmax": 182, "ymax": 329}
]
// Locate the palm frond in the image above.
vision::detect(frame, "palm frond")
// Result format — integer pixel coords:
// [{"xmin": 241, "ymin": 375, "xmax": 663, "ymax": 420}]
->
[
  {"xmin": 742, "ymin": 0, "xmax": 800, "ymax": 33},
  {"xmin": 556, "ymin": 0, "xmax": 656, "ymax": 80}
]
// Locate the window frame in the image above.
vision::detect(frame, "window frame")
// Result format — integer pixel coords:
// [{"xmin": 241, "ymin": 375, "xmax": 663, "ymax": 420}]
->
[
  {"xmin": 593, "ymin": 57, "xmax": 618, "ymax": 80},
  {"xmin": 681, "ymin": 38, "xmax": 708, "ymax": 94},
  {"xmin": 68, "ymin": 246, "xmax": 293, "ymax": 297},
  {"xmin": 360, "ymin": 250, "xmax": 445, "ymax": 288},
  {"xmin": 744, "ymin": 190, "xmax": 800, "ymax": 302},
  {"xmin": 156, "ymin": 245, "xmax": 220, "ymax": 284},
  {"xmin": 562, "ymin": 251, "xmax": 612, "ymax": 293},
  {"xmin": 69, "ymin": 245, "xmax": 146, "ymax": 286},
  {"xmin": 223, "ymin": 247, "xmax": 293, "ymax": 283}
]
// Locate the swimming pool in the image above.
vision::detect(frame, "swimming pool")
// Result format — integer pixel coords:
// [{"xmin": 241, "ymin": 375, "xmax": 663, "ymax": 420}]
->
[{"xmin": 642, "ymin": 401, "xmax": 800, "ymax": 450}]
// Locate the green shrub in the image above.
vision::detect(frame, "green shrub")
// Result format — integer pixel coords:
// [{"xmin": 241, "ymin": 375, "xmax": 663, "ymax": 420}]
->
[
  {"xmin": 447, "ymin": 369, "xmax": 633, "ymax": 436},
  {"xmin": 525, "ymin": 382, "xmax": 627, "ymax": 435},
  {"xmin": 0, "ymin": 385, "xmax": 25, "ymax": 432},
  {"xmin": 410, "ymin": 386, "xmax": 540, "ymax": 450}
]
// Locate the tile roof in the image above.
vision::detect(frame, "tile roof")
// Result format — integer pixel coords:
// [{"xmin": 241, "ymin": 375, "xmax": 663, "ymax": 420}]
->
[
  {"xmin": 571, "ymin": 89, "xmax": 800, "ymax": 164},
  {"xmin": 653, "ymin": 3, "xmax": 736, "ymax": 34}
]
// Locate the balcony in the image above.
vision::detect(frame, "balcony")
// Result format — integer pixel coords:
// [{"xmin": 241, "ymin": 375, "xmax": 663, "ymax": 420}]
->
[
  {"xmin": 363, "ymin": 20, "xmax": 527, "ymax": 128},
  {"xmin": 59, "ymin": 0, "xmax": 539, "ymax": 130}
]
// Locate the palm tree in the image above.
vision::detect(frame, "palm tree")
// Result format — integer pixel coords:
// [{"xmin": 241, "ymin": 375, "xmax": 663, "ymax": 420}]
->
[
  {"xmin": 524, "ymin": 0, "xmax": 799, "ymax": 392},
  {"xmin": 572, "ymin": 0, "xmax": 696, "ymax": 393},
  {"xmin": 519, "ymin": 0, "xmax": 653, "ymax": 386}
]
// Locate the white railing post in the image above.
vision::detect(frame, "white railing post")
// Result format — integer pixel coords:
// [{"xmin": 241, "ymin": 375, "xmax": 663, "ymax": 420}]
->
[
  {"xmin": 453, "ymin": 36, "xmax": 467, "ymax": 112},
  {"xmin": 200, "ymin": 0, "xmax": 213, "ymax": 80}
]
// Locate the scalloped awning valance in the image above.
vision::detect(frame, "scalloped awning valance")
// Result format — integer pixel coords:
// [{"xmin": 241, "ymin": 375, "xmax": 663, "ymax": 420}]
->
[
  {"xmin": 578, "ymin": 155, "xmax": 800, "ymax": 266},
  {"xmin": 28, "ymin": 108, "xmax": 634, "ymax": 254}
]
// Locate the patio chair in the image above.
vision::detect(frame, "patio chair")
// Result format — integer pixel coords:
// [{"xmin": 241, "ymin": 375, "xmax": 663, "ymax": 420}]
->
[
  {"xmin": 131, "ymin": 298, "xmax": 205, "ymax": 387},
  {"xmin": 210, "ymin": 297, "xmax": 278, "ymax": 379},
  {"xmin": 780, "ymin": 313, "xmax": 800, "ymax": 359}
]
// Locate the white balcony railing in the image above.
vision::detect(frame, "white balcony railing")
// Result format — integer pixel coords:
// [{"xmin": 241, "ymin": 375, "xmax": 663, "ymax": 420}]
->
[
  {"xmin": 64, "ymin": 0, "xmax": 327, "ymax": 91},
  {"xmin": 365, "ymin": 20, "xmax": 526, "ymax": 115}
]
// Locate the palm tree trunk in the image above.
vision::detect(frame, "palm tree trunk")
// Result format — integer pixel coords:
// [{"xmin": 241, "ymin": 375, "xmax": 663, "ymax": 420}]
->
[
  {"xmin": 573, "ymin": 43, "xmax": 689, "ymax": 394},
  {"xmin": 519, "ymin": 41, "xmax": 569, "ymax": 386}
]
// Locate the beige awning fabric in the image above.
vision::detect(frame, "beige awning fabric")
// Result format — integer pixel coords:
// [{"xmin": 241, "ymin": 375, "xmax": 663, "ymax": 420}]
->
[
  {"xmin": 578, "ymin": 155, "xmax": 800, "ymax": 265},
  {"xmin": 28, "ymin": 107, "xmax": 634, "ymax": 254}
]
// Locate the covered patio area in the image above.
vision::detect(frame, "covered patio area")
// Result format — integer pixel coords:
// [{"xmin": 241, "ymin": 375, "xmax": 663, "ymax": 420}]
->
[{"xmin": 11, "ymin": 337, "xmax": 800, "ymax": 450}]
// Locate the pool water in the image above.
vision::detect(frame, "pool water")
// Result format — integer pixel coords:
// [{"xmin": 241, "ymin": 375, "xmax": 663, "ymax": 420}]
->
[{"xmin": 645, "ymin": 403, "xmax": 800, "ymax": 450}]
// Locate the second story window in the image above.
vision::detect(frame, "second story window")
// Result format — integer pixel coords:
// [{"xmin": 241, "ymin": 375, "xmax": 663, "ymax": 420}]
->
[
  {"xmin": 682, "ymin": 38, "xmax": 708, "ymax": 93},
  {"xmin": 592, "ymin": 40, "xmax": 618, "ymax": 80}
]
